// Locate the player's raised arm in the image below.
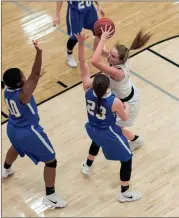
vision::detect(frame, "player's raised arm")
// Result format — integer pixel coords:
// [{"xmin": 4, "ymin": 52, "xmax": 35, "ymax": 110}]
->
[
  {"xmin": 94, "ymin": 1, "xmax": 105, "ymax": 17},
  {"xmin": 53, "ymin": 1, "xmax": 63, "ymax": 26},
  {"xmin": 19, "ymin": 40, "xmax": 42, "ymax": 104},
  {"xmin": 91, "ymin": 25, "xmax": 123, "ymax": 80},
  {"xmin": 93, "ymin": 36, "xmax": 110, "ymax": 58},
  {"xmin": 75, "ymin": 33, "xmax": 93, "ymax": 92}
]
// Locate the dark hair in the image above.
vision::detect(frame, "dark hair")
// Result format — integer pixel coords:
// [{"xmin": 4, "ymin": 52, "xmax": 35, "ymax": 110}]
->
[
  {"xmin": 92, "ymin": 74, "xmax": 110, "ymax": 116},
  {"xmin": 3, "ymin": 68, "xmax": 22, "ymax": 89},
  {"xmin": 1, "ymin": 81, "xmax": 5, "ymax": 89},
  {"xmin": 115, "ymin": 29, "xmax": 152, "ymax": 64}
]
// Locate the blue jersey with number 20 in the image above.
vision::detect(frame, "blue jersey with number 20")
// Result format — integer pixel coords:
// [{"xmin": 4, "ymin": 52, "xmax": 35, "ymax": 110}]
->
[{"xmin": 68, "ymin": 1, "xmax": 93, "ymax": 12}]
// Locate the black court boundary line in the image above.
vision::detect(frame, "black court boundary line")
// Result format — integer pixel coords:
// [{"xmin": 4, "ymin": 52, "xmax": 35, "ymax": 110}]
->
[
  {"xmin": 148, "ymin": 35, "xmax": 179, "ymax": 49},
  {"xmin": 38, "ymin": 74, "xmax": 97, "ymax": 106},
  {"xmin": 147, "ymin": 48, "xmax": 179, "ymax": 68},
  {"xmin": 57, "ymin": 81, "xmax": 68, "ymax": 88},
  {"xmin": 1, "ymin": 119, "xmax": 8, "ymax": 125},
  {"xmin": 1, "ymin": 111, "xmax": 8, "ymax": 118},
  {"xmin": 1, "ymin": 35, "xmax": 179, "ymax": 125}
]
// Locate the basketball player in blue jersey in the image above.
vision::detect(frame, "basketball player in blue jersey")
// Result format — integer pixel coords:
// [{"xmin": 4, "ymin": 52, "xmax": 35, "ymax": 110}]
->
[
  {"xmin": 75, "ymin": 33, "xmax": 141, "ymax": 202},
  {"xmin": 2, "ymin": 40, "xmax": 67, "ymax": 208},
  {"xmin": 53, "ymin": 1, "xmax": 105, "ymax": 68}
]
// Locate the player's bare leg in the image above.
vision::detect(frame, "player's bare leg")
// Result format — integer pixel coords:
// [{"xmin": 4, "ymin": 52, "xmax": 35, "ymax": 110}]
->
[
  {"xmin": 82, "ymin": 142, "xmax": 100, "ymax": 175},
  {"xmin": 2, "ymin": 146, "xmax": 18, "ymax": 179},
  {"xmin": 121, "ymin": 127, "xmax": 144, "ymax": 151}
]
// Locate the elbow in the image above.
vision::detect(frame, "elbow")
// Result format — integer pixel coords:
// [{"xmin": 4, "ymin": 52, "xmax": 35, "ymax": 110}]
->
[
  {"xmin": 31, "ymin": 70, "xmax": 41, "ymax": 79},
  {"xmin": 91, "ymin": 58, "xmax": 98, "ymax": 67},
  {"xmin": 32, "ymin": 66, "xmax": 41, "ymax": 76},
  {"xmin": 121, "ymin": 114, "xmax": 129, "ymax": 121},
  {"xmin": 34, "ymin": 71, "xmax": 41, "ymax": 77}
]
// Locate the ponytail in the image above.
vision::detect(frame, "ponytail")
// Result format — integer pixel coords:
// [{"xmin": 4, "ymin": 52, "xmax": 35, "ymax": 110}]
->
[
  {"xmin": 115, "ymin": 29, "xmax": 151, "ymax": 64},
  {"xmin": 92, "ymin": 74, "xmax": 110, "ymax": 116},
  {"xmin": 130, "ymin": 29, "xmax": 151, "ymax": 51},
  {"xmin": 96, "ymin": 95, "xmax": 103, "ymax": 116}
]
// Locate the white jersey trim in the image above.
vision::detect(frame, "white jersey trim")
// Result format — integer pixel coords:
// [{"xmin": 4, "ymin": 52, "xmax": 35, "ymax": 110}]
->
[
  {"xmin": 109, "ymin": 126, "xmax": 132, "ymax": 155},
  {"xmin": 31, "ymin": 125, "xmax": 54, "ymax": 154}
]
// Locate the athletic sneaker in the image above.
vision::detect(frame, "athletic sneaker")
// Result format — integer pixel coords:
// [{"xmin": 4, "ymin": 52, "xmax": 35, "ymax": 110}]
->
[
  {"xmin": 81, "ymin": 161, "xmax": 91, "ymax": 176},
  {"xmin": 2, "ymin": 167, "xmax": 13, "ymax": 179},
  {"xmin": 67, "ymin": 54, "xmax": 77, "ymax": 68},
  {"xmin": 129, "ymin": 137, "xmax": 144, "ymax": 151},
  {"xmin": 42, "ymin": 193, "xmax": 67, "ymax": 208},
  {"xmin": 118, "ymin": 190, "xmax": 142, "ymax": 202}
]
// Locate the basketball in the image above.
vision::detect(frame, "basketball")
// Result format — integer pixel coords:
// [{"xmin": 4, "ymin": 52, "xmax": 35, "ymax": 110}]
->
[{"xmin": 94, "ymin": 18, "xmax": 115, "ymax": 38}]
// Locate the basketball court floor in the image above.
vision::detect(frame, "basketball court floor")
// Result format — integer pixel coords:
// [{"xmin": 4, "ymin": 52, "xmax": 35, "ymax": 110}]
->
[{"xmin": 1, "ymin": 1, "xmax": 179, "ymax": 217}]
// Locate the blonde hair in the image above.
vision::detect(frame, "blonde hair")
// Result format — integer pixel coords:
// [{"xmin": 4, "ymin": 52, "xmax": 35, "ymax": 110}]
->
[{"xmin": 115, "ymin": 29, "xmax": 152, "ymax": 64}]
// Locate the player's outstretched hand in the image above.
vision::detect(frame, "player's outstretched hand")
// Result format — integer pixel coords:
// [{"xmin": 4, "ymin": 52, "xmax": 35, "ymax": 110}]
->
[
  {"xmin": 101, "ymin": 25, "xmax": 115, "ymax": 41},
  {"xmin": 53, "ymin": 16, "xmax": 60, "ymax": 27},
  {"xmin": 75, "ymin": 33, "xmax": 89, "ymax": 45},
  {"xmin": 32, "ymin": 40, "xmax": 42, "ymax": 52}
]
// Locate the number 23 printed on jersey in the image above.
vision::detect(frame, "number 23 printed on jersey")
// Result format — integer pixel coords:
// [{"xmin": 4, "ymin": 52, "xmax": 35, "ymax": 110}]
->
[{"xmin": 87, "ymin": 100, "xmax": 106, "ymax": 120}]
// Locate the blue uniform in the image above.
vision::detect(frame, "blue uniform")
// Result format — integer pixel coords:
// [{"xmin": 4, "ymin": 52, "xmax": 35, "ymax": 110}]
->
[
  {"xmin": 4, "ymin": 88, "xmax": 55, "ymax": 164},
  {"xmin": 66, "ymin": 1, "xmax": 98, "ymax": 39},
  {"xmin": 85, "ymin": 88, "xmax": 132, "ymax": 162}
]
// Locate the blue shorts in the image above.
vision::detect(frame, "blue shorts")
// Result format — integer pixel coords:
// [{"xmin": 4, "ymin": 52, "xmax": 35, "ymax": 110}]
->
[
  {"xmin": 7, "ymin": 124, "xmax": 56, "ymax": 165},
  {"xmin": 85, "ymin": 123, "xmax": 132, "ymax": 162},
  {"xmin": 66, "ymin": 5, "xmax": 98, "ymax": 39}
]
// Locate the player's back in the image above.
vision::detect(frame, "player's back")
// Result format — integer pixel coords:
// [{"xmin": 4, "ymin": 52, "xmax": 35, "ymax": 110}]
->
[
  {"xmin": 4, "ymin": 88, "xmax": 40, "ymax": 127},
  {"xmin": 68, "ymin": 0, "xmax": 93, "ymax": 12},
  {"xmin": 85, "ymin": 88, "xmax": 116, "ymax": 129}
]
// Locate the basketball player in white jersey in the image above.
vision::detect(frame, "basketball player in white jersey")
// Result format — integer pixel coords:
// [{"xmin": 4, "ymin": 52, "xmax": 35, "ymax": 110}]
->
[
  {"xmin": 91, "ymin": 26, "xmax": 151, "ymax": 151},
  {"xmin": 79, "ymin": 26, "xmax": 151, "ymax": 175}
]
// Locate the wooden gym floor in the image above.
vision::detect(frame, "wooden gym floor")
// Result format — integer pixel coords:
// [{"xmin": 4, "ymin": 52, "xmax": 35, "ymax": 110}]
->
[{"xmin": 1, "ymin": 1, "xmax": 179, "ymax": 217}]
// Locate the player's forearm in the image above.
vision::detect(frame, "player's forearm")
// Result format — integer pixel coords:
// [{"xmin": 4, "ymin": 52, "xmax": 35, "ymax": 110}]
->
[
  {"xmin": 91, "ymin": 39, "xmax": 105, "ymax": 64},
  {"xmin": 78, "ymin": 44, "xmax": 90, "ymax": 78},
  {"xmin": 94, "ymin": 1, "xmax": 99, "ymax": 7},
  {"xmin": 31, "ymin": 50, "xmax": 42, "ymax": 77},
  {"xmin": 93, "ymin": 37, "xmax": 109, "ymax": 57},
  {"xmin": 78, "ymin": 44, "xmax": 86, "ymax": 64},
  {"xmin": 56, "ymin": 1, "xmax": 63, "ymax": 16}
]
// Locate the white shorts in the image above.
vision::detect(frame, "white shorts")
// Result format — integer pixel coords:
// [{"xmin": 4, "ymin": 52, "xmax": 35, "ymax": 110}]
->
[{"xmin": 116, "ymin": 86, "xmax": 140, "ymax": 127}]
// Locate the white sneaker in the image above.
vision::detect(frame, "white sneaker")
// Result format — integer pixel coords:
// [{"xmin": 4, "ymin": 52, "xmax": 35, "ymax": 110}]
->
[
  {"xmin": 42, "ymin": 193, "xmax": 67, "ymax": 208},
  {"xmin": 2, "ymin": 167, "xmax": 13, "ymax": 179},
  {"xmin": 81, "ymin": 161, "xmax": 91, "ymax": 176},
  {"xmin": 67, "ymin": 54, "xmax": 77, "ymax": 68},
  {"xmin": 129, "ymin": 137, "xmax": 144, "ymax": 151},
  {"xmin": 118, "ymin": 190, "xmax": 142, "ymax": 203}
]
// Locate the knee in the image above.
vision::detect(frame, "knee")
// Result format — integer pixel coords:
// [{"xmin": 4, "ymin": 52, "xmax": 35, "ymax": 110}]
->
[
  {"xmin": 89, "ymin": 141, "xmax": 100, "ymax": 156},
  {"xmin": 67, "ymin": 37, "xmax": 77, "ymax": 45},
  {"xmin": 45, "ymin": 159, "xmax": 57, "ymax": 168},
  {"xmin": 120, "ymin": 158, "xmax": 132, "ymax": 181},
  {"xmin": 10, "ymin": 146, "xmax": 18, "ymax": 153}
]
